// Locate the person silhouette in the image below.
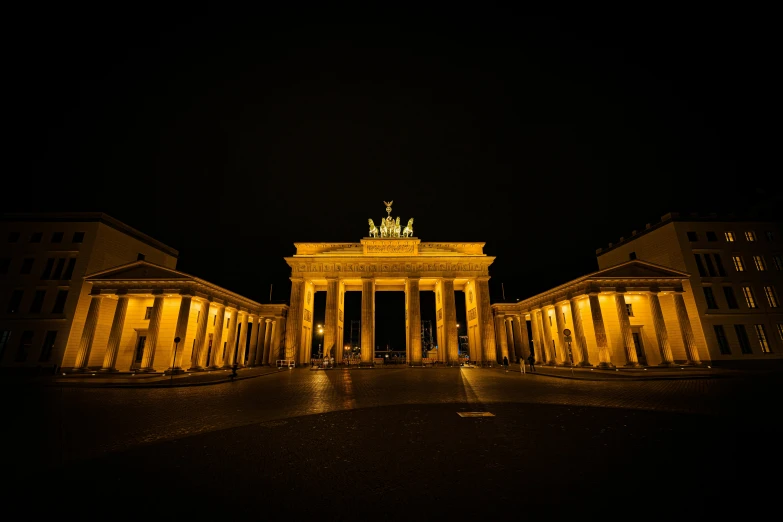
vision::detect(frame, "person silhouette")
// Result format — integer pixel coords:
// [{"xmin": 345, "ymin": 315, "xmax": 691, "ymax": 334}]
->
[
  {"xmin": 503, "ymin": 356, "xmax": 509, "ymax": 372},
  {"xmin": 527, "ymin": 354, "xmax": 536, "ymax": 373}
]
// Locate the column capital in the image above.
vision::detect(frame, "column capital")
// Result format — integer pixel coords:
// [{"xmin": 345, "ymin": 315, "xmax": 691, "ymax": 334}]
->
[
  {"xmin": 326, "ymin": 276, "xmax": 338, "ymax": 281},
  {"xmin": 290, "ymin": 277, "xmax": 304, "ymax": 283},
  {"xmin": 225, "ymin": 306, "xmax": 238, "ymax": 313},
  {"xmin": 475, "ymin": 276, "xmax": 490, "ymax": 282},
  {"xmin": 406, "ymin": 276, "xmax": 421, "ymax": 281},
  {"xmin": 248, "ymin": 313, "xmax": 258, "ymax": 320}
]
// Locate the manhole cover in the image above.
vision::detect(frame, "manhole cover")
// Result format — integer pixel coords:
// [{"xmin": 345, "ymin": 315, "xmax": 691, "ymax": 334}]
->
[{"xmin": 457, "ymin": 412, "xmax": 494, "ymax": 417}]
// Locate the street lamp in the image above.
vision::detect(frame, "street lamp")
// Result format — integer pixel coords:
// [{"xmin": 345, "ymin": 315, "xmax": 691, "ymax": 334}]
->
[{"xmin": 316, "ymin": 324, "xmax": 324, "ymax": 360}]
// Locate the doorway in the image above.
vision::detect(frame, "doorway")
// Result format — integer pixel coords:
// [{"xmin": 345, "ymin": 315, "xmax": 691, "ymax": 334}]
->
[
  {"xmin": 131, "ymin": 333, "xmax": 147, "ymax": 370},
  {"xmin": 631, "ymin": 330, "xmax": 647, "ymax": 366}
]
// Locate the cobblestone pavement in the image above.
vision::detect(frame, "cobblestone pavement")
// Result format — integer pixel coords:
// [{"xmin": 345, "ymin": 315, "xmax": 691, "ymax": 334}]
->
[{"xmin": 10, "ymin": 367, "xmax": 781, "ymax": 518}]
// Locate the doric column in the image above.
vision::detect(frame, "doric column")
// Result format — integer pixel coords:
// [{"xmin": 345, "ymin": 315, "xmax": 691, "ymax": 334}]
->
[
  {"xmin": 569, "ymin": 297, "xmax": 590, "ymax": 366},
  {"xmin": 168, "ymin": 295, "xmax": 192, "ymax": 373},
  {"xmin": 284, "ymin": 278, "xmax": 304, "ymax": 363},
  {"xmin": 408, "ymin": 277, "xmax": 422, "ymax": 365},
  {"xmin": 614, "ymin": 292, "xmax": 640, "ymax": 367},
  {"xmin": 673, "ymin": 292, "xmax": 702, "ymax": 365},
  {"xmin": 247, "ymin": 315, "xmax": 260, "ymax": 367},
  {"xmin": 648, "ymin": 292, "xmax": 675, "ymax": 366},
  {"xmin": 540, "ymin": 306, "xmax": 557, "ymax": 365},
  {"xmin": 74, "ymin": 294, "xmax": 103, "ymax": 371},
  {"xmin": 505, "ymin": 317, "xmax": 516, "ymax": 362},
  {"xmin": 269, "ymin": 318, "xmax": 281, "ymax": 365},
  {"xmin": 442, "ymin": 278, "xmax": 459, "ymax": 365},
  {"xmin": 361, "ymin": 278, "xmax": 375, "ymax": 364},
  {"xmin": 531, "ymin": 309, "xmax": 544, "ymax": 364},
  {"xmin": 513, "ymin": 315, "xmax": 527, "ymax": 359},
  {"xmin": 588, "ymin": 293, "xmax": 614, "ymax": 368},
  {"xmin": 208, "ymin": 304, "xmax": 226, "ymax": 368},
  {"xmin": 236, "ymin": 311, "xmax": 248, "ymax": 366},
  {"xmin": 254, "ymin": 317, "xmax": 266, "ymax": 365},
  {"xmin": 140, "ymin": 294, "xmax": 165, "ymax": 372},
  {"xmin": 261, "ymin": 318, "xmax": 273, "ymax": 365},
  {"xmin": 476, "ymin": 277, "xmax": 497, "ymax": 366},
  {"xmin": 189, "ymin": 299, "xmax": 211, "ymax": 371},
  {"xmin": 495, "ymin": 314, "xmax": 510, "ymax": 362},
  {"xmin": 554, "ymin": 302, "xmax": 570, "ymax": 366},
  {"xmin": 325, "ymin": 278, "xmax": 340, "ymax": 362},
  {"xmin": 222, "ymin": 308, "xmax": 238, "ymax": 367},
  {"xmin": 100, "ymin": 294, "xmax": 129, "ymax": 372}
]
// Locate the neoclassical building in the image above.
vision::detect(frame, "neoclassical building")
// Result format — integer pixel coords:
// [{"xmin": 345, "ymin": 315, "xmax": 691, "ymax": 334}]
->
[
  {"xmin": 491, "ymin": 260, "xmax": 707, "ymax": 367},
  {"xmin": 61, "ymin": 261, "xmax": 287, "ymax": 373},
  {"xmin": 283, "ymin": 202, "xmax": 498, "ymax": 366}
]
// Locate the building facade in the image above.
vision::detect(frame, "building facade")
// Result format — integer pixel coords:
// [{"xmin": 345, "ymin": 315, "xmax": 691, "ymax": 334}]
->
[
  {"xmin": 0, "ymin": 213, "xmax": 178, "ymax": 371},
  {"xmin": 492, "ymin": 260, "xmax": 706, "ymax": 367},
  {"xmin": 61, "ymin": 261, "xmax": 287, "ymax": 373},
  {"xmin": 596, "ymin": 212, "xmax": 782, "ymax": 364}
]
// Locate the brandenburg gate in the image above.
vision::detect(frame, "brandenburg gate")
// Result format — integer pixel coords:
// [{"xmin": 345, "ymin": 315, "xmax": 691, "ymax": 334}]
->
[{"xmin": 283, "ymin": 202, "xmax": 497, "ymax": 366}]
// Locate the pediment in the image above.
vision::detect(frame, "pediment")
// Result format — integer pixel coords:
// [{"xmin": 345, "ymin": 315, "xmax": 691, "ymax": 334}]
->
[
  {"xmin": 588, "ymin": 260, "xmax": 688, "ymax": 280},
  {"xmin": 86, "ymin": 261, "xmax": 190, "ymax": 281}
]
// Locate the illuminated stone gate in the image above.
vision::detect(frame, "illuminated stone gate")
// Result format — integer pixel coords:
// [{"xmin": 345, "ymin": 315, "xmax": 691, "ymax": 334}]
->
[{"xmin": 283, "ymin": 202, "xmax": 497, "ymax": 366}]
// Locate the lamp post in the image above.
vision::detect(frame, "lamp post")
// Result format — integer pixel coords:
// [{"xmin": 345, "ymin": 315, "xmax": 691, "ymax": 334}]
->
[
  {"xmin": 316, "ymin": 324, "xmax": 324, "ymax": 365},
  {"xmin": 170, "ymin": 336, "xmax": 180, "ymax": 385}
]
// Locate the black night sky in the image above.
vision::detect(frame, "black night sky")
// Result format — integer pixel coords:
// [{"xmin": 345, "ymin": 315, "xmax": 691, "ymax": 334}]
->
[{"xmin": 8, "ymin": 11, "xmax": 780, "ymax": 351}]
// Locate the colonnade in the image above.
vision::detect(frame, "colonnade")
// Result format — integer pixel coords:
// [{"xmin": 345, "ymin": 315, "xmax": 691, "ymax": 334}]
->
[
  {"xmin": 284, "ymin": 276, "xmax": 497, "ymax": 366},
  {"xmin": 70, "ymin": 290, "xmax": 284, "ymax": 373},
  {"xmin": 495, "ymin": 289, "xmax": 701, "ymax": 368}
]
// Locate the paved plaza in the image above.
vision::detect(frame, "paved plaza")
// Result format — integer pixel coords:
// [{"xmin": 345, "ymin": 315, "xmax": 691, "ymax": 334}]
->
[{"xmin": 9, "ymin": 367, "xmax": 782, "ymax": 519}]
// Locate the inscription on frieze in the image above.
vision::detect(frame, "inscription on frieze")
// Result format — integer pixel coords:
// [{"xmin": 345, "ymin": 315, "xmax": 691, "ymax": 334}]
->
[{"xmin": 366, "ymin": 243, "xmax": 415, "ymax": 253}]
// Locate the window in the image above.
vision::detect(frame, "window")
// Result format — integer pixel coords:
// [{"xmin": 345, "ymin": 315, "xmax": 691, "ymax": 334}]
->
[
  {"xmin": 629, "ymin": 251, "xmax": 637, "ymax": 260},
  {"xmin": 687, "ymin": 231, "xmax": 698, "ymax": 242},
  {"xmin": 732, "ymin": 256, "xmax": 745, "ymax": 272},
  {"xmin": 753, "ymin": 256, "xmax": 766, "ymax": 271},
  {"xmin": 703, "ymin": 287, "xmax": 718, "ymax": 309},
  {"xmin": 29, "ymin": 232, "xmax": 42, "ymax": 243},
  {"xmin": 15, "ymin": 331, "xmax": 33, "ymax": 362},
  {"xmin": 774, "ymin": 256, "xmax": 783, "ymax": 271},
  {"xmin": 52, "ymin": 290, "xmax": 68, "ymax": 314},
  {"xmin": 29, "ymin": 290, "xmax": 46, "ymax": 313},
  {"xmin": 72, "ymin": 231, "xmax": 85, "ymax": 243},
  {"xmin": 39, "ymin": 330, "xmax": 57, "ymax": 362},
  {"xmin": 625, "ymin": 303, "xmax": 634, "ymax": 317},
  {"xmin": 754, "ymin": 325, "xmax": 771, "ymax": 353},
  {"xmin": 0, "ymin": 258, "xmax": 9, "ymax": 275},
  {"xmin": 144, "ymin": 307, "xmax": 153, "ymax": 320},
  {"xmin": 711, "ymin": 254, "xmax": 726, "ymax": 277},
  {"xmin": 62, "ymin": 258, "xmax": 76, "ymax": 280},
  {"xmin": 765, "ymin": 231, "xmax": 774, "ymax": 242},
  {"xmin": 20, "ymin": 258, "xmax": 34, "ymax": 274},
  {"xmin": 40, "ymin": 258, "xmax": 54, "ymax": 279},
  {"xmin": 735, "ymin": 325, "xmax": 752, "ymax": 354},
  {"xmin": 50, "ymin": 232, "xmax": 63, "ymax": 243},
  {"xmin": 8, "ymin": 232, "xmax": 20, "ymax": 243},
  {"xmin": 714, "ymin": 325, "xmax": 731, "ymax": 355},
  {"xmin": 549, "ymin": 315, "xmax": 552, "ymax": 326},
  {"xmin": 745, "ymin": 231, "xmax": 756, "ymax": 241},
  {"xmin": 706, "ymin": 231, "xmax": 717, "ymax": 242},
  {"xmin": 7, "ymin": 290, "xmax": 23, "ymax": 314},
  {"xmin": 694, "ymin": 254, "xmax": 707, "ymax": 277},
  {"xmin": 0, "ymin": 330, "xmax": 10, "ymax": 361},
  {"xmin": 724, "ymin": 232, "xmax": 735, "ymax": 242},
  {"xmin": 778, "ymin": 324, "xmax": 783, "ymax": 343},
  {"xmin": 51, "ymin": 258, "xmax": 65, "ymax": 279},
  {"xmin": 213, "ymin": 314, "xmax": 216, "ymax": 326},
  {"xmin": 704, "ymin": 255, "xmax": 717, "ymax": 277},
  {"xmin": 742, "ymin": 286, "xmax": 757, "ymax": 309},
  {"xmin": 723, "ymin": 286, "xmax": 739, "ymax": 309},
  {"xmin": 563, "ymin": 312, "xmax": 567, "ymax": 324},
  {"xmin": 764, "ymin": 286, "xmax": 779, "ymax": 308}
]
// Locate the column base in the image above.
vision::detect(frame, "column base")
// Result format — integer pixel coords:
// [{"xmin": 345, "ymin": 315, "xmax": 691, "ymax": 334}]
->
[
  {"xmin": 597, "ymin": 362, "xmax": 616, "ymax": 369},
  {"xmin": 575, "ymin": 361, "xmax": 593, "ymax": 368},
  {"xmin": 164, "ymin": 368, "xmax": 186, "ymax": 376},
  {"xmin": 188, "ymin": 366, "xmax": 206, "ymax": 372},
  {"xmin": 624, "ymin": 362, "xmax": 643, "ymax": 368},
  {"xmin": 69, "ymin": 367, "xmax": 89, "ymax": 373},
  {"xmin": 683, "ymin": 361, "xmax": 704, "ymax": 367},
  {"xmin": 658, "ymin": 361, "xmax": 676, "ymax": 367},
  {"xmin": 136, "ymin": 368, "xmax": 157, "ymax": 373},
  {"xmin": 97, "ymin": 367, "xmax": 119, "ymax": 373}
]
